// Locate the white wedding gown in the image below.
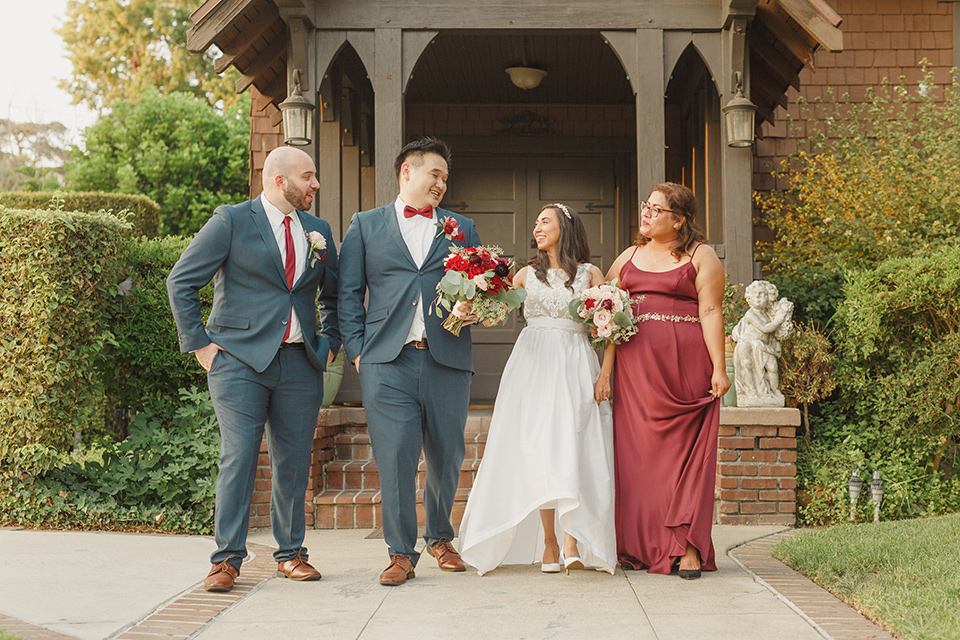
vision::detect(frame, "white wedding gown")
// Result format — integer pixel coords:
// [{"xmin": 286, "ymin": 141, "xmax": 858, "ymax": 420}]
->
[{"xmin": 458, "ymin": 263, "xmax": 616, "ymax": 575}]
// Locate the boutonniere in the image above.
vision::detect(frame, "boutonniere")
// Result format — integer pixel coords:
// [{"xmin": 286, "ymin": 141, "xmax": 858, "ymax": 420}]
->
[
  {"xmin": 435, "ymin": 216, "xmax": 465, "ymax": 242},
  {"xmin": 305, "ymin": 230, "xmax": 327, "ymax": 267}
]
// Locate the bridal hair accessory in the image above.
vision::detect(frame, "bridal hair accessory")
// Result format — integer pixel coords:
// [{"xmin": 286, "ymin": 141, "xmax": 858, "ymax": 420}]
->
[{"xmin": 550, "ymin": 203, "xmax": 572, "ymax": 219}]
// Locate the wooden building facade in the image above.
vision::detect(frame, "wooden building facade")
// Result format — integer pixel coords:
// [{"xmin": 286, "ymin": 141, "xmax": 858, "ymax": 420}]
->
[{"xmin": 188, "ymin": 0, "xmax": 842, "ymax": 403}]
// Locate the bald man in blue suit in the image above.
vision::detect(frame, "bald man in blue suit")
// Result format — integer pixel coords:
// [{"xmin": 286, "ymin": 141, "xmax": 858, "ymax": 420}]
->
[
  {"xmin": 339, "ymin": 137, "xmax": 481, "ymax": 586},
  {"xmin": 167, "ymin": 146, "xmax": 339, "ymax": 592}
]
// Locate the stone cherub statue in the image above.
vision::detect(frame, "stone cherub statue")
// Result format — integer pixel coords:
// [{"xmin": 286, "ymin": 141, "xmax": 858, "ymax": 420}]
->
[{"xmin": 731, "ymin": 280, "xmax": 794, "ymax": 407}]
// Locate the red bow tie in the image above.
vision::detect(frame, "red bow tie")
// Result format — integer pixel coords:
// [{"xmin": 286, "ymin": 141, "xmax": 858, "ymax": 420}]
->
[{"xmin": 403, "ymin": 204, "xmax": 433, "ymax": 219}]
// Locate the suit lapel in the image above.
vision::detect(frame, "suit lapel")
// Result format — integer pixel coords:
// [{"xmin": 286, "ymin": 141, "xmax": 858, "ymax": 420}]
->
[
  {"xmin": 293, "ymin": 210, "xmax": 317, "ymax": 289},
  {"xmin": 251, "ymin": 198, "xmax": 287, "ymax": 284},
  {"xmin": 380, "ymin": 205, "xmax": 418, "ymax": 268},
  {"xmin": 423, "ymin": 209, "xmax": 459, "ymax": 265}
]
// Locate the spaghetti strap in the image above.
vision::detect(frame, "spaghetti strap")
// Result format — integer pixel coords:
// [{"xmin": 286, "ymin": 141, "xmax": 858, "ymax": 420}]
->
[
  {"xmin": 689, "ymin": 242, "xmax": 703, "ymax": 259},
  {"xmin": 630, "ymin": 246, "xmax": 639, "ymax": 260}
]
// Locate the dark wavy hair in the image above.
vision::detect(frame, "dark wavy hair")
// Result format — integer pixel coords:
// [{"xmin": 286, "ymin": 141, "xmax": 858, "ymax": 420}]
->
[
  {"xmin": 635, "ymin": 182, "xmax": 706, "ymax": 260},
  {"xmin": 529, "ymin": 203, "xmax": 591, "ymax": 290},
  {"xmin": 394, "ymin": 136, "xmax": 453, "ymax": 178}
]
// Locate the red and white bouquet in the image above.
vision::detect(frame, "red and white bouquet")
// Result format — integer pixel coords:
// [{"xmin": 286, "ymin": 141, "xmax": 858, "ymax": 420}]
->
[
  {"xmin": 568, "ymin": 280, "xmax": 643, "ymax": 347},
  {"xmin": 432, "ymin": 245, "xmax": 526, "ymax": 336}
]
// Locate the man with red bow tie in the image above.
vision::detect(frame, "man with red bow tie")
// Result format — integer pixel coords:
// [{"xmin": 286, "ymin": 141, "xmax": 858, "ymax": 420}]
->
[{"xmin": 339, "ymin": 137, "xmax": 481, "ymax": 585}]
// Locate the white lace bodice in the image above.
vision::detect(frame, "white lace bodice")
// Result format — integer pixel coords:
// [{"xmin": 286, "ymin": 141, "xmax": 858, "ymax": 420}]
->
[{"xmin": 523, "ymin": 263, "xmax": 593, "ymax": 320}]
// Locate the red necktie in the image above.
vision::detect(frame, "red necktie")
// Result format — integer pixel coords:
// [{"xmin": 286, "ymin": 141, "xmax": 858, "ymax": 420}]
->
[
  {"xmin": 403, "ymin": 204, "xmax": 433, "ymax": 218},
  {"xmin": 282, "ymin": 216, "xmax": 295, "ymax": 342}
]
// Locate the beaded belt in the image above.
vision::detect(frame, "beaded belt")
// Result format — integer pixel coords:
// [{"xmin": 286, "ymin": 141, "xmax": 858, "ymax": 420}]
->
[{"xmin": 636, "ymin": 312, "xmax": 700, "ymax": 324}]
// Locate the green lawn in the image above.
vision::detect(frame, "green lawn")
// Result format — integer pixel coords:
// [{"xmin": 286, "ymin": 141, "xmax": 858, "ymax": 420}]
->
[
  {"xmin": 773, "ymin": 513, "xmax": 960, "ymax": 640},
  {"xmin": 0, "ymin": 630, "xmax": 25, "ymax": 640}
]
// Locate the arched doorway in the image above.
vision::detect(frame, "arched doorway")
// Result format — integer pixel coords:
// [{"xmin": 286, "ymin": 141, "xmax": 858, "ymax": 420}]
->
[
  {"xmin": 665, "ymin": 44, "xmax": 723, "ymax": 244},
  {"xmin": 403, "ymin": 31, "xmax": 637, "ymax": 402}
]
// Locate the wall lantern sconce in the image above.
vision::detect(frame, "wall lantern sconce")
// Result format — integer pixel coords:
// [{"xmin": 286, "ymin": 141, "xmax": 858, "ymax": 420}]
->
[
  {"xmin": 722, "ymin": 71, "xmax": 757, "ymax": 148},
  {"xmin": 848, "ymin": 465, "xmax": 863, "ymax": 522},
  {"xmin": 279, "ymin": 69, "xmax": 315, "ymax": 146},
  {"xmin": 506, "ymin": 66, "xmax": 547, "ymax": 90}
]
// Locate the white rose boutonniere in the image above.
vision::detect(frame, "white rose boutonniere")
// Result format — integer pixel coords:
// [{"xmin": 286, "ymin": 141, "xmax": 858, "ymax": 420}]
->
[{"xmin": 306, "ymin": 230, "xmax": 327, "ymax": 267}]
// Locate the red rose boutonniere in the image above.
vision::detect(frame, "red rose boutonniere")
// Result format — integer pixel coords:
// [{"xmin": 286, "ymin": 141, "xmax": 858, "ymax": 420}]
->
[
  {"xmin": 435, "ymin": 216, "xmax": 465, "ymax": 242},
  {"xmin": 305, "ymin": 230, "xmax": 327, "ymax": 267}
]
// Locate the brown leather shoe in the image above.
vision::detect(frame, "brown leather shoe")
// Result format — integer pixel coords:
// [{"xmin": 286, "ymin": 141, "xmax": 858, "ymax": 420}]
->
[
  {"xmin": 204, "ymin": 560, "xmax": 239, "ymax": 592},
  {"xmin": 379, "ymin": 554, "xmax": 415, "ymax": 586},
  {"xmin": 277, "ymin": 551, "xmax": 322, "ymax": 581},
  {"xmin": 426, "ymin": 538, "xmax": 466, "ymax": 572}
]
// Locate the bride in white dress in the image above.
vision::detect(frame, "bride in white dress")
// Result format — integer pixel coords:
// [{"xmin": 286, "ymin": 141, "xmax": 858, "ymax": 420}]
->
[{"xmin": 458, "ymin": 203, "xmax": 616, "ymax": 576}]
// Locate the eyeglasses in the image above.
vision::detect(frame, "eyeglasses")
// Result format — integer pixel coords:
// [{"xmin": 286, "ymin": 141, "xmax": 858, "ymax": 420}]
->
[{"xmin": 640, "ymin": 201, "xmax": 675, "ymax": 218}]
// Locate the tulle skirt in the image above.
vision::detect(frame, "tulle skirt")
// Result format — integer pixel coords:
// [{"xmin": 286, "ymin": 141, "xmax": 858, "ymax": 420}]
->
[{"xmin": 458, "ymin": 317, "xmax": 617, "ymax": 575}]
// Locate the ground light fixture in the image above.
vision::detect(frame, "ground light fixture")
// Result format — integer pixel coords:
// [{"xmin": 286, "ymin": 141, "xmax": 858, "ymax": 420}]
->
[
  {"xmin": 279, "ymin": 69, "xmax": 315, "ymax": 146},
  {"xmin": 722, "ymin": 71, "xmax": 757, "ymax": 148},
  {"xmin": 870, "ymin": 470, "xmax": 884, "ymax": 522},
  {"xmin": 848, "ymin": 466, "xmax": 863, "ymax": 522}
]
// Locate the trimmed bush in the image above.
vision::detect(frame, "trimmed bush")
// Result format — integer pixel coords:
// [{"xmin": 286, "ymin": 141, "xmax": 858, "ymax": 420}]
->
[
  {"xmin": 0, "ymin": 191, "xmax": 160, "ymax": 237},
  {"xmin": 101, "ymin": 236, "xmax": 210, "ymax": 436},
  {"xmin": 0, "ymin": 206, "xmax": 131, "ymax": 465},
  {"xmin": 798, "ymin": 243, "xmax": 960, "ymax": 524}
]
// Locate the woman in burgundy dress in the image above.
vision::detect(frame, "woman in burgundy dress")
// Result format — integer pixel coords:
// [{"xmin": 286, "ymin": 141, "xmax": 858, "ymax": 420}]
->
[{"xmin": 595, "ymin": 182, "xmax": 729, "ymax": 579}]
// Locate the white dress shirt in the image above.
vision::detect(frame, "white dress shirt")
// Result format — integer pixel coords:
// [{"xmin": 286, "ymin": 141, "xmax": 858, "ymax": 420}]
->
[
  {"xmin": 261, "ymin": 193, "xmax": 306, "ymax": 343},
  {"xmin": 395, "ymin": 197, "xmax": 436, "ymax": 343}
]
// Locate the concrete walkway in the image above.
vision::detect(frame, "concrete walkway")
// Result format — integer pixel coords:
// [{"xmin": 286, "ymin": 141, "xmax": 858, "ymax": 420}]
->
[{"xmin": 0, "ymin": 526, "xmax": 889, "ymax": 640}]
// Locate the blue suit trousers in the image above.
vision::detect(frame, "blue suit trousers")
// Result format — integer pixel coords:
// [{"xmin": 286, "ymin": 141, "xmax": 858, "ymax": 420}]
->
[{"xmin": 206, "ymin": 347, "xmax": 322, "ymax": 569}]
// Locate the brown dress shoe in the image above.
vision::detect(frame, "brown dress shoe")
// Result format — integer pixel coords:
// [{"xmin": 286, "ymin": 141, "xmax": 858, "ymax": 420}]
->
[
  {"xmin": 277, "ymin": 552, "xmax": 322, "ymax": 581},
  {"xmin": 204, "ymin": 560, "xmax": 239, "ymax": 592},
  {"xmin": 379, "ymin": 554, "xmax": 415, "ymax": 586},
  {"xmin": 426, "ymin": 538, "xmax": 466, "ymax": 572}
]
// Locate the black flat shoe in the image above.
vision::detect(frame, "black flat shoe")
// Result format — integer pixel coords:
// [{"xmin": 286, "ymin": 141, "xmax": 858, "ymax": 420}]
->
[{"xmin": 678, "ymin": 568, "xmax": 701, "ymax": 580}]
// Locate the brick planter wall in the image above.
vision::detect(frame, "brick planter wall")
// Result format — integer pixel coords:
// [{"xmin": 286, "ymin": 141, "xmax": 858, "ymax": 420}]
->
[{"xmin": 716, "ymin": 407, "xmax": 801, "ymax": 526}]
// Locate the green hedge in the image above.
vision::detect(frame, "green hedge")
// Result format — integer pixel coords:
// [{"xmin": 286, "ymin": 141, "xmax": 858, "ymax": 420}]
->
[
  {"xmin": 797, "ymin": 242, "xmax": 960, "ymax": 525},
  {"xmin": 0, "ymin": 206, "xmax": 131, "ymax": 466},
  {"xmin": 101, "ymin": 235, "xmax": 210, "ymax": 435},
  {"xmin": 0, "ymin": 191, "xmax": 160, "ymax": 237}
]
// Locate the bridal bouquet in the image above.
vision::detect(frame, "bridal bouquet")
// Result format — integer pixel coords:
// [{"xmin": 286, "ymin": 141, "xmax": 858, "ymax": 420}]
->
[
  {"xmin": 568, "ymin": 280, "xmax": 643, "ymax": 347},
  {"xmin": 433, "ymin": 245, "xmax": 526, "ymax": 336}
]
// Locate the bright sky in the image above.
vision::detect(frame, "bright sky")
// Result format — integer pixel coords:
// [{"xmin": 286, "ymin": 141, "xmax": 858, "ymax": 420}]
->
[{"xmin": 0, "ymin": 0, "xmax": 98, "ymax": 142}]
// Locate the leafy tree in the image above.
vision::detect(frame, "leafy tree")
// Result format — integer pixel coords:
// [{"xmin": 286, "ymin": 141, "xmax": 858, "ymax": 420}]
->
[
  {"xmin": 57, "ymin": 0, "xmax": 241, "ymax": 111},
  {"xmin": 756, "ymin": 66, "xmax": 960, "ymax": 325},
  {"xmin": 0, "ymin": 118, "xmax": 70, "ymax": 191},
  {"xmin": 66, "ymin": 88, "xmax": 250, "ymax": 236}
]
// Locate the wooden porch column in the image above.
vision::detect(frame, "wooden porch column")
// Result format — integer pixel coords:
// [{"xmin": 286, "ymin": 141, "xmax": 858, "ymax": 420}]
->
[
  {"xmin": 720, "ymin": 17, "xmax": 754, "ymax": 287},
  {"xmin": 372, "ymin": 28, "xmax": 403, "ymax": 207},
  {"xmin": 602, "ymin": 29, "xmax": 665, "ymax": 215}
]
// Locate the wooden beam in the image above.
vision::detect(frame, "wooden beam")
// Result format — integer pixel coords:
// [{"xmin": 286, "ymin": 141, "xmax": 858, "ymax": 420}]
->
[
  {"xmin": 304, "ymin": 1, "xmax": 721, "ymax": 30},
  {"xmin": 755, "ymin": 2, "xmax": 816, "ymax": 67},
  {"xmin": 214, "ymin": 13, "xmax": 281, "ymax": 73},
  {"xmin": 258, "ymin": 66, "xmax": 288, "ymax": 106},
  {"xmin": 751, "ymin": 75, "xmax": 789, "ymax": 112},
  {"xmin": 236, "ymin": 34, "xmax": 289, "ymax": 94},
  {"xmin": 751, "ymin": 37, "xmax": 801, "ymax": 91},
  {"xmin": 187, "ymin": 0, "xmax": 257, "ymax": 53},
  {"xmin": 776, "ymin": 0, "xmax": 843, "ymax": 52}
]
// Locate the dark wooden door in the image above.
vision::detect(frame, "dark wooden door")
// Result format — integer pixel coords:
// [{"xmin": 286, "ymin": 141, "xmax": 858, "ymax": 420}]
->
[{"xmin": 445, "ymin": 155, "xmax": 620, "ymax": 403}]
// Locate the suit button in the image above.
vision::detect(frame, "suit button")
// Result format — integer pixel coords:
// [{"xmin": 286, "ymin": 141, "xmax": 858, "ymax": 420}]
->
[{"xmin": 412, "ymin": 300, "xmax": 417, "ymax": 306}]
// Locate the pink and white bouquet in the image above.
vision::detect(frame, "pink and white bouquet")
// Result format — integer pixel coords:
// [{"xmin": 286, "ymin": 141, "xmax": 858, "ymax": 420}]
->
[
  {"xmin": 432, "ymin": 245, "xmax": 527, "ymax": 336},
  {"xmin": 568, "ymin": 280, "xmax": 643, "ymax": 347}
]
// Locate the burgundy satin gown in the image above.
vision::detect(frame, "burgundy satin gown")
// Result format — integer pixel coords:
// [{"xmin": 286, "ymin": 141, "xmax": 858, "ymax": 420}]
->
[{"xmin": 613, "ymin": 251, "xmax": 720, "ymax": 574}]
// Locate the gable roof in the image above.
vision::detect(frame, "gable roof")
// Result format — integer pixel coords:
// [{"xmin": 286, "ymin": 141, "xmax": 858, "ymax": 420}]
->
[{"xmin": 188, "ymin": 0, "xmax": 842, "ymax": 126}]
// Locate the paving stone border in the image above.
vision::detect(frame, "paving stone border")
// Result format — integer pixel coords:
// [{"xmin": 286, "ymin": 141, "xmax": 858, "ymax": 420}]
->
[{"xmin": 729, "ymin": 530, "xmax": 898, "ymax": 640}]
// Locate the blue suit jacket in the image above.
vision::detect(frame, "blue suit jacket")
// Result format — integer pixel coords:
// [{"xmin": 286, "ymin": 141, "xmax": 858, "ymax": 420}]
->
[
  {"xmin": 338, "ymin": 205, "xmax": 481, "ymax": 372},
  {"xmin": 166, "ymin": 197, "xmax": 340, "ymax": 373}
]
